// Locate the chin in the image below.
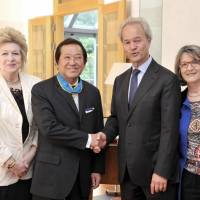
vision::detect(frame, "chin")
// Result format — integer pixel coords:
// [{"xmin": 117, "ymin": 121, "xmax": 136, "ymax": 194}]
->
[
  {"xmin": 129, "ymin": 57, "xmax": 140, "ymax": 63},
  {"xmin": 187, "ymin": 80, "xmax": 199, "ymax": 84},
  {"xmin": 7, "ymin": 69, "xmax": 19, "ymax": 73}
]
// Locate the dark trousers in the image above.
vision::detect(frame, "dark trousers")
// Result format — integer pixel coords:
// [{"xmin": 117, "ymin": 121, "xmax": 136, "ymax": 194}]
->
[
  {"xmin": 0, "ymin": 179, "xmax": 32, "ymax": 200},
  {"xmin": 120, "ymin": 169, "xmax": 177, "ymax": 200},
  {"xmin": 32, "ymin": 174, "xmax": 89, "ymax": 200},
  {"xmin": 181, "ymin": 169, "xmax": 200, "ymax": 200}
]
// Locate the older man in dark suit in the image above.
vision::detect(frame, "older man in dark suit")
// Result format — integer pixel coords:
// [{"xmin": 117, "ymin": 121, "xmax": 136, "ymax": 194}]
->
[
  {"xmin": 97, "ymin": 17, "xmax": 181, "ymax": 200},
  {"xmin": 30, "ymin": 38, "xmax": 105, "ymax": 200}
]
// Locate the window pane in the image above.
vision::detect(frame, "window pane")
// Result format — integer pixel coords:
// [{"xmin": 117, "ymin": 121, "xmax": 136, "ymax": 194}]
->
[{"xmin": 73, "ymin": 10, "xmax": 98, "ymax": 29}]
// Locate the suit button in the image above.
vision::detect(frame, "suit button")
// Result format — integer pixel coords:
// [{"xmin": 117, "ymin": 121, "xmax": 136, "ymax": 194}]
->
[{"xmin": 127, "ymin": 123, "xmax": 132, "ymax": 127}]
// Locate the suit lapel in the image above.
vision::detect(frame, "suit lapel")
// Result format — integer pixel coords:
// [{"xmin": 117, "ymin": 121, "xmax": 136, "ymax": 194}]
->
[
  {"xmin": 128, "ymin": 60, "xmax": 159, "ymax": 120},
  {"xmin": 78, "ymin": 83, "xmax": 86, "ymax": 120},
  {"xmin": 0, "ymin": 73, "xmax": 19, "ymax": 112},
  {"xmin": 55, "ymin": 77, "xmax": 80, "ymax": 116},
  {"xmin": 121, "ymin": 68, "xmax": 132, "ymax": 118}
]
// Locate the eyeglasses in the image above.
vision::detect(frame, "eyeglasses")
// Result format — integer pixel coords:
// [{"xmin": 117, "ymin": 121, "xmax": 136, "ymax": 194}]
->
[{"xmin": 180, "ymin": 60, "xmax": 200, "ymax": 70}]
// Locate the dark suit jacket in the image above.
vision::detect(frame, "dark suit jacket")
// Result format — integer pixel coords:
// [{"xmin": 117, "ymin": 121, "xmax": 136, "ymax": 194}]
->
[
  {"xmin": 104, "ymin": 59, "xmax": 181, "ymax": 186},
  {"xmin": 30, "ymin": 76, "xmax": 105, "ymax": 199}
]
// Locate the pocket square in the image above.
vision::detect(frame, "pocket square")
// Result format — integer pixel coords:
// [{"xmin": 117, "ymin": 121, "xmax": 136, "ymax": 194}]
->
[{"xmin": 85, "ymin": 107, "xmax": 95, "ymax": 114}]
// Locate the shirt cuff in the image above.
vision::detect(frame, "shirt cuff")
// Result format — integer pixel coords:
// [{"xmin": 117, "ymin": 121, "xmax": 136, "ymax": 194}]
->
[{"xmin": 86, "ymin": 134, "xmax": 92, "ymax": 148}]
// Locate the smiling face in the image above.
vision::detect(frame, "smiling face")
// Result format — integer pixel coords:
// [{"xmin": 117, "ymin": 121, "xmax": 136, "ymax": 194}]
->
[
  {"xmin": 180, "ymin": 52, "xmax": 200, "ymax": 85},
  {"xmin": 122, "ymin": 23, "xmax": 151, "ymax": 68},
  {"xmin": 0, "ymin": 42, "xmax": 22, "ymax": 77},
  {"xmin": 57, "ymin": 44, "xmax": 85, "ymax": 84}
]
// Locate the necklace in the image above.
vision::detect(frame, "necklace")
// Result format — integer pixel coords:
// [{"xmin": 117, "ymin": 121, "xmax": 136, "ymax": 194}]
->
[
  {"xmin": 5, "ymin": 78, "xmax": 20, "ymax": 84},
  {"xmin": 5, "ymin": 78, "xmax": 21, "ymax": 90}
]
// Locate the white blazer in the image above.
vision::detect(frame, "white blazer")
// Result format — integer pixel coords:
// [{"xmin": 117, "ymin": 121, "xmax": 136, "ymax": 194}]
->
[{"xmin": 0, "ymin": 72, "xmax": 40, "ymax": 186}]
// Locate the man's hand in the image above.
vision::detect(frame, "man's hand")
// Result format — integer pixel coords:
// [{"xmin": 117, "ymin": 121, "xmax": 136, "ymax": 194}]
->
[
  {"xmin": 90, "ymin": 132, "xmax": 107, "ymax": 153},
  {"xmin": 97, "ymin": 132, "xmax": 107, "ymax": 149},
  {"xmin": 90, "ymin": 133, "xmax": 101, "ymax": 153},
  {"xmin": 150, "ymin": 173, "xmax": 167, "ymax": 194},
  {"xmin": 91, "ymin": 173, "xmax": 101, "ymax": 189}
]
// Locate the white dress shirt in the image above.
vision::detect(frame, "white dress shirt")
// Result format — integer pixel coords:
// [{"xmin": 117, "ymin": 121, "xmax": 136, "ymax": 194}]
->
[{"xmin": 128, "ymin": 56, "xmax": 152, "ymax": 101}]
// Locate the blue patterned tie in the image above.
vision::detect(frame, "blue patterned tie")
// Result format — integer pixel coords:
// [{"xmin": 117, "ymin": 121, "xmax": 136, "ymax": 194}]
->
[{"xmin": 128, "ymin": 69, "xmax": 140, "ymax": 107}]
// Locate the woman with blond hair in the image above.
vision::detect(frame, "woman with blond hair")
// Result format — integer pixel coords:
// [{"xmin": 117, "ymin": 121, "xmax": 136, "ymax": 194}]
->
[
  {"xmin": 0, "ymin": 27, "xmax": 40, "ymax": 200},
  {"xmin": 175, "ymin": 45, "xmax": 200, "ymax": 200}
]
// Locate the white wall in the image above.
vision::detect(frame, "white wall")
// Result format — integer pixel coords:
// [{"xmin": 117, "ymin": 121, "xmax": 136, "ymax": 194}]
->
[
  {"xmin": 0, "ymin": 0, "xmax": 53, "ymax": 38},
  {"xmin": 162, "ymin": 0, "xmax": 200, "ymax": 71},
  {"xmin": 128, "ymin": 0, "xmax": 139, "ymax": 17},
  {"xmin": 0, "ymin": 0, "xmax": 27, "ymax": 34}
]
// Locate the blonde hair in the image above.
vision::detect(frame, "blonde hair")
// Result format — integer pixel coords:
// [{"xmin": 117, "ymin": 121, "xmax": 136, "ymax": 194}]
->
[{"xmin": 0, "ymin": 27, "xmax": 27, "ymax": 69}]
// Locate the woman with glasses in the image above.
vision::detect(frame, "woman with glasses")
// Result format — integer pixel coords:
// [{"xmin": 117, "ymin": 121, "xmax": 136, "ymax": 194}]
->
[{"xmin": 175, "ymin": 45, "xmax": 200, "ymax": 200}]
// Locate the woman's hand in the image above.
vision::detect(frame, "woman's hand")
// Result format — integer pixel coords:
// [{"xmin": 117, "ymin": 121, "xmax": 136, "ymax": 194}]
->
[{"xmin": 9, "ymin": 160, "xmax": 29, "ymax": 178}]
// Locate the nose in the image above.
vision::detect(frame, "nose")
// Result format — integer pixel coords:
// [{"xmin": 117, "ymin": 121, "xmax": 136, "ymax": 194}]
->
[
  {"xmin": 68, "ymin": 57, "xmax": 76, "ymax": 65},
  {"xmin": 130, "ymin": 41, "xmax": 137, "ymax": 50},
  {"xmin": 7, "ymin": 53, "xmax": 15, "ymax": 61},
  {"xmin": 187, "ymin": 63, "xmax": 194, "ymax": 70}
]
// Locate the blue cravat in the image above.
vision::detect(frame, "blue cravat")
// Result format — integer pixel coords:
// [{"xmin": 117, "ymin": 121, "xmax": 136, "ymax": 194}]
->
[{"xmin": 128, "ymin": 69, "xmax": 140, "ymax": 107}]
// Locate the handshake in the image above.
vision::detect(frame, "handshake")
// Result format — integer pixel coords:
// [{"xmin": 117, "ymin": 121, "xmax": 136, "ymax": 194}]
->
[{"xmin": 90, "ymin": 132, "xmax": 107, "ymax": 153}]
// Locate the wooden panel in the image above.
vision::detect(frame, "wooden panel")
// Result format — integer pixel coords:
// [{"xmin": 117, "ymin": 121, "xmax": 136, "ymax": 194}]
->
[
  {"xmin": 53, "ymin": 15, "xmax": 64, "ymax": 74},
  {"xmin": 101, "ymin": 144, "xmax": 119, "ymax": 184},
  {"xmin": 28, "ymin": 16, "xmax": 53, "ymax": 79},
  {"xmin": 54, "ymin": 0, "xmax": 99, "ymax": 15},
  {"xmin": 98, "ymin": 0, "xmax": 126, "ymax": 116}
]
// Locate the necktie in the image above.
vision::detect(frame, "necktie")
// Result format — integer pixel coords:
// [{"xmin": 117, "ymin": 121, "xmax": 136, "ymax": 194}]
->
[{"xmin": 128, "ymin": 69, "xmax": 140, "ymax": 107}]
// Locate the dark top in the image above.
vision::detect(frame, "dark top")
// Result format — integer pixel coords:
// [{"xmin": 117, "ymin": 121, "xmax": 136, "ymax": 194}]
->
[{"xmin": 10, "ymin": 88, "xmax": 29, "ymax": 143}]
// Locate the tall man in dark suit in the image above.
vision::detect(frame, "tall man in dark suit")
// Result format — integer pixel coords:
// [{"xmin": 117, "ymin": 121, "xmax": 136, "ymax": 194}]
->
[
  {"xmin": 97, "ymin": 17, "xmax": 181, "ymax": 199},
  {"xmin": 30, "ymin": 38, "xmax": 105, "ymax": 200}
]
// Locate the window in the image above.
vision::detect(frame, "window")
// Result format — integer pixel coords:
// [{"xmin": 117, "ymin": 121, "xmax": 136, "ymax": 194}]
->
[{"xmin": 64, "ymin": 10, "xmax": 98, "ymax": 85}]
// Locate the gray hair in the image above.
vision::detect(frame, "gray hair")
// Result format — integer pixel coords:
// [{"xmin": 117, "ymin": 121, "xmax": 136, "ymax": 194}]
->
[
  {"xmin": 119, "ymin": 17, "xmax": 152, "ymax": 42},
  {"xmin": 175, "ymin": 45, "xmax": 200, "ymax": 85},
  {"xmin": 0, "ymin": 27, "xmax": 27, "ymax": 69}
]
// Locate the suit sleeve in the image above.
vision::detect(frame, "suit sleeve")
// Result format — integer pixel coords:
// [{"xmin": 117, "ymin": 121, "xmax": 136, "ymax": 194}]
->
[
  {"xmin": 103, "ymin": 78, "xmax": 119, "ymax": 143},
  {"xmin": 154, "ymin": 75, "xmax": 181, "ymax": 179},
  {"xmin": 31, "ymin": 83, "xmax": 88, "ymax": 150},
  {"xmin": 0, "ymin": 141, "xmax": 12, "ymax": 167},
  {"xmin": 92, "ymin": 90, "xmax": 105, "ymax": 174},
  {"xmin": 31, "ymin": 119, "xmax": 38, "ymax": 146}
]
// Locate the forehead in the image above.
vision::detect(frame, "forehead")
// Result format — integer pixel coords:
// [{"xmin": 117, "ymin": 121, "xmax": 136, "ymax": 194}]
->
[
  {"xmin": 0, "ymin": 42, "xmax": 20, "ymax": 51},
  {"xmin": 122, "ymin": 23, "xmax": 146, "ymax": 40},
  {"xmin": 180, "ymin": 53, "xmax": 195, "ymax": 61},
  {"xmin": 60, "ymin": 44, "xmax": 83, "ymax": 55}
]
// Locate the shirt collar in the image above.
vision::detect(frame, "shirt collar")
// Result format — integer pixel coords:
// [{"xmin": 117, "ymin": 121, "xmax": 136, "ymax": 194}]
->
[{"xmin": 132, "ymin": 56, "xmax": 152, "ymax": 74}]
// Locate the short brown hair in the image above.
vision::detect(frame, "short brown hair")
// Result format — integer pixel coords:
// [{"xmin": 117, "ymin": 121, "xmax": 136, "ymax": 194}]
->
[
  {"xmin": 55, "ymin": 38, "xmax": 87, "ymax": 65},
  {"xmin": 0, "ymin": 27, "xmax": 27, "ymax": 69},
  {"xmin": 175, "ymin": 45, "xmax": 200, "ymax": 85}
]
